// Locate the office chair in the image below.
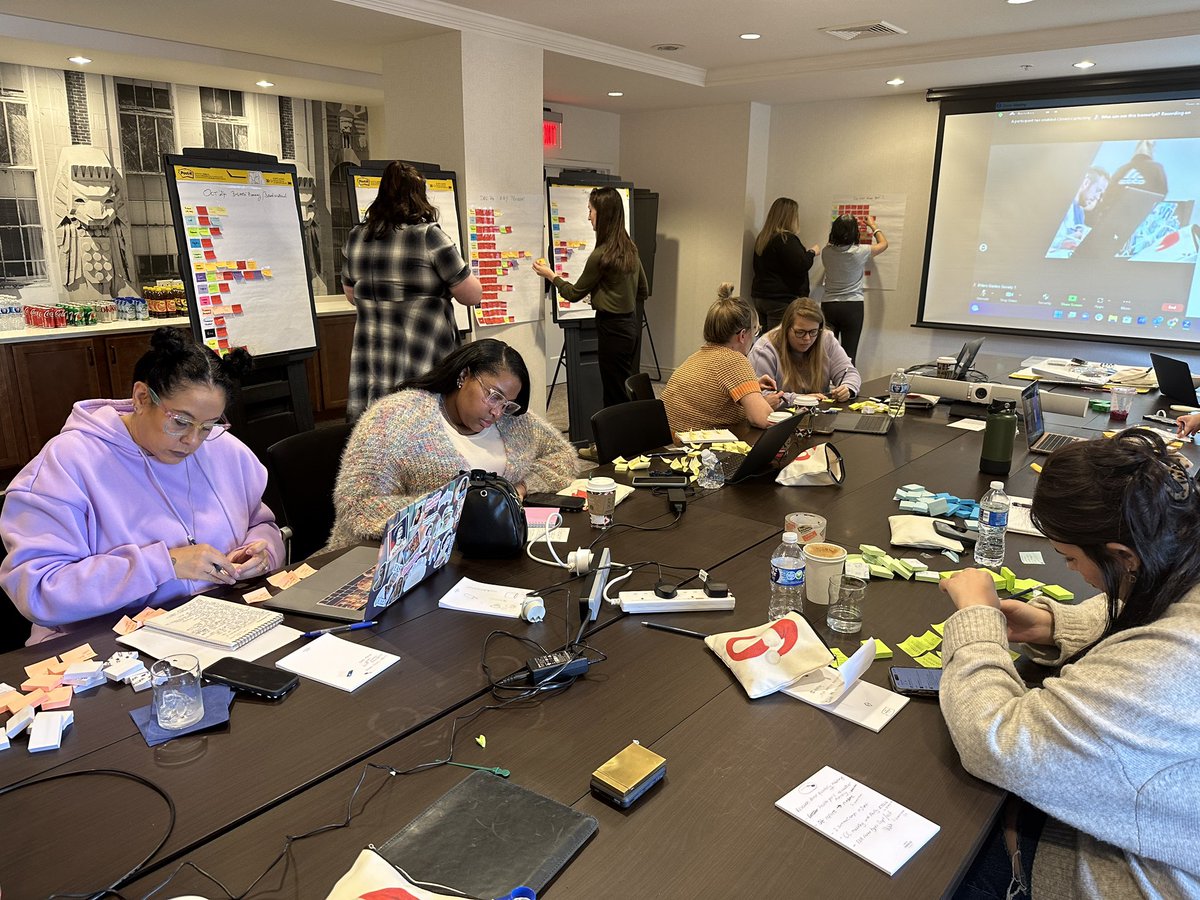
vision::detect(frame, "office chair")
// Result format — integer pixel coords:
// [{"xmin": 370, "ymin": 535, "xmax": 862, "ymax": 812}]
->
[
  {"xmin": 265, "ymin": 422, "xmax": 354, "ymax": 563},
  {"xmin": 590, "ymin": 399, "xmax": 673, "ymax": 465},
  {"xmin": 0, "ymin": 494, "xmax": 33, "ymax": 651},
  {"xmin": 624, "ymin": 372, "xmax": 654, "ymax": 402}
]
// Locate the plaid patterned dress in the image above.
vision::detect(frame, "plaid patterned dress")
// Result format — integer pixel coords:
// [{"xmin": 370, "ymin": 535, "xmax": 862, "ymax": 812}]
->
[{"xmin": 341, "ymin": 222, "xmax": 470, "ymax": 419}]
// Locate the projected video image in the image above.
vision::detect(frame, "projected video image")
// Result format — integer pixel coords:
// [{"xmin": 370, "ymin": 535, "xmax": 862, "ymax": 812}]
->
[{"xmin": 1045, "ymin": 138, "xmax": 1200, "ymax": 262}]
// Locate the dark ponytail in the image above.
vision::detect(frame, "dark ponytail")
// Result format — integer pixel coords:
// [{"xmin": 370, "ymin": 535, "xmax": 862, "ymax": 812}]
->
[{"xmin": 132, "ymin": 326, "xmax": 252, "ymax": 404}]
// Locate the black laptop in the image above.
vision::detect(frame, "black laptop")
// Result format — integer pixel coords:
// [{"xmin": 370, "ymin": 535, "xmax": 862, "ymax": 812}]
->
[
  {"xmin": 1150, "ymin": 353, "xmax": 1200, "ymax": 407},
  {"xmin": 807, "ymin": 410, "xmax": 893, "ymax": 436},
  {"xmin": 714, "ymin": 412, "xmax": 807, "ymax": 482}
]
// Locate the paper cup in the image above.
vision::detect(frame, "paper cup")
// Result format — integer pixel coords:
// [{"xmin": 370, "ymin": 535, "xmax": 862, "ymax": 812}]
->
[
  {"xmin": 802, "ymin": 542, "xmax": 847, "ymax": 606},
  {"xmin": 586, "ymin": 476, "xmax": 617, "ymax": 528},
  {"xmin": 784, "ymin": 512, "xmax": 827, "ymax": 544}
]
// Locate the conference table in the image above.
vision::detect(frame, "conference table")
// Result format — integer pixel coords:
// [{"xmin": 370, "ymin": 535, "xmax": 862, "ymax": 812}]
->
[{"xmin": 1, "ymin": 362, "xmax": 1189, "ymax": 898}]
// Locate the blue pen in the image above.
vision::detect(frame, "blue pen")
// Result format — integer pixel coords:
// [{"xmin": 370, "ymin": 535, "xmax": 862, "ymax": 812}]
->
[{"xmin": 302, "ymin": 621, "xmax": 377, "ymax": 639}]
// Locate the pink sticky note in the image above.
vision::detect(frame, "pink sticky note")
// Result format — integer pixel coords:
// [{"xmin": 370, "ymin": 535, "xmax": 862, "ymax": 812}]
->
[
  {"xmin": 40, "ymin": 686, "xmax": 73, "ymax": 710},
  {"xmin": 0, "ymin": 689, "xmax": 23, "ymax": 713},
  {"xmin": 524, "ymin": 507, "xmax": 558, "ymax": 527},
  {"xmin": 21, "ymin": 673, "xmax": 63, "ymax": 692}
]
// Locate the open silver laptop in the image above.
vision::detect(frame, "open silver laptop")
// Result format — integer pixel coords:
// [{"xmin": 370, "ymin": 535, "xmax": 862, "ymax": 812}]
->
[
  {"xmin": 1020, "ymin": 382, "xmax": 1086, "ymax": 455},
  {"xmin": 265, "ymin": 474, "xmax": 469, "ymax": 622}
]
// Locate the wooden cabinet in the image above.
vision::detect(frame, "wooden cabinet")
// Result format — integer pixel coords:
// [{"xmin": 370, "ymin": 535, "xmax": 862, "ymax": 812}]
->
[
  {"xmin": 104, "ymin": 332, "xmax": 155, "ymax": 397},
  {"xmin": 0, "ymin": 346, "xmax": 27, "ymax": 468},
  {"xmin": 11, "ymin": 337, "xmax": 105, "ymax": 456},
  {"xmin": 316, "ymin": 314, "xmax": 354, "ymax": 416}
]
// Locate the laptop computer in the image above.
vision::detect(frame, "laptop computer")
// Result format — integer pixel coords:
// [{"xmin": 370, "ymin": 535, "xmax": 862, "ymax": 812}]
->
[
  {"xmin": 1150, "ymin": 352, "xmax": 1200, "ymax": 407},
  {"xmin": 1019, "ymin": 382, "xmax": 1087, "ymax": 455},
  {"xmin": 714, "ymin": 412, "xmax": 807, "ymax": 483},
  {"xmin": 807, "ymin": 410, "xmax": 893, "ymax": 436},
  {"xmin": 952, "ymin": 337, "xmax": 985, "ymax": 381},
  {"xmin": 265, "ymin": 474, "xmax": 470, "ymax": 622}
]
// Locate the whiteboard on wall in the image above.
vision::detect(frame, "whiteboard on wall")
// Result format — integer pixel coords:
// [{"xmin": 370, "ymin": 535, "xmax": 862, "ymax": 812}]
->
[
  {"xmin": 347, "ymin": 162, "xmax": 471, "ymax": 333},
  {"xmin": 545, "ymin": 179, "xmax": 633, "ymax": 323},
  {"xmin": 165, "ymin": 154, "xmax": 318, "ymax": 360}
]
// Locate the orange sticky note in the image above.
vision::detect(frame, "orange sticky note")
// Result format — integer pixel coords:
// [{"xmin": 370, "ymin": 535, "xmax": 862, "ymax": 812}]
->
[
  {"xmin": 46, "ymin": 659, "xmax": 70, "ymax": 675},
  {"xmin": 134, "ymin": 607, "xmax": 165, "ymax": 623},
  {"xmin": 113, "ymin": 616, "xmax": 139, "ymax": 635},
  {"xmin": 21, "ymin": 673, "xmax": 63, "ymax": 692},
  {"xmin": 24, "ymin": 656, "xmax": 59, "ymax": 678},
  {"xmin": 0, "ymin": 689, "xmax": 23, "ymax": 713},
  {"xmin": 40, "ymin": 686, "xmax": 73, "ymax": 710},
  {"xmin": 60, "ymin": 643, "xmax": 96, "ymax": 663},
  {"xmin": 21, "ymin": 689, "xmax": 49, "ymax": 710}
]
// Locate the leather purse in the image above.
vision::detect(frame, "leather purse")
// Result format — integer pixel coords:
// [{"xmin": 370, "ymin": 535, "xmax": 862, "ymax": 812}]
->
[{"xmin": 456, "ymin": 469, "xmax": 528, "ymax": 558}]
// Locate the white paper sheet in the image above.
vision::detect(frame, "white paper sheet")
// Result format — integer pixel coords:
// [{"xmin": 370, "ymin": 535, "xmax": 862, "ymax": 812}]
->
[
  {"xmin": 783, "ymin": 640, "xmax": 909, "ymax": 732},
  {"xmin": 437, "ymin": 576, "xmax": 537, "ymax": 619},
  {"xmin": 275, "ymin": 633, "xmax": 400, "ymax": 692}
]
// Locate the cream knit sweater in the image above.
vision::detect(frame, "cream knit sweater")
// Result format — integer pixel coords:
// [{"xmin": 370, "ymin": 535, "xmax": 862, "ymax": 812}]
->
[{"xmin": 326, "ymin": 389, "xmax": 578, "ymax": 552}]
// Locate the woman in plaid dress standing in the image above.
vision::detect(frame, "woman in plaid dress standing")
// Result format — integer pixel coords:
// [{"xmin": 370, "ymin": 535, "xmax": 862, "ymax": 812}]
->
[{"xmin": 341, "ymin": 162, "xmax": 483, "ymax": 421}]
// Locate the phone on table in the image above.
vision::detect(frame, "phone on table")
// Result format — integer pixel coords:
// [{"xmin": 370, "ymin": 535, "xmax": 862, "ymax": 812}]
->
[
  {"xmin": 525, "ymin": 493, "xmax": 585, "ymax": 511},
  {"xmin": 889, "ymin": 666, "xmax": 942, "ymax": 697},
  {"xmin": 204, "ymin": 657, "xmax": 299, "ymax": 700},
  {"xmin": 632, "ymin": 474, "xmax": 689, "ymax": 488}
]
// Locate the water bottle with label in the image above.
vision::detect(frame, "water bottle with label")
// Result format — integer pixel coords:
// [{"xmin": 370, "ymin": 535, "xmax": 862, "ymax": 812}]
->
[
  {"xmin": 974, "ymin": 481, "xmax": 1010, "ymax": 568},
  {"xmin": 888, "ymin": 369, "xmax": 910, "ymax": 418},
  {"xmin": 769, "ymin": 532, "xmax": 805, "ymax": 619}
]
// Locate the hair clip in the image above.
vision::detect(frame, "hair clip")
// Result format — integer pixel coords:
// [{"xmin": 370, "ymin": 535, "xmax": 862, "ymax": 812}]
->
[{"xmin": 1165, "ymin": 463, "xmax": 1192, "ymax": 502}]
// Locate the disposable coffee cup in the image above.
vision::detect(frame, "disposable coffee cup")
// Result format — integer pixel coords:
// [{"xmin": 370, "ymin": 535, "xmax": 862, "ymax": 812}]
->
[
  {"xmin": 784, "ymin": 512, "xmax": 827, "ymax": 544},
  {"xmin": 802, "ymin": 542, "xmax": 847, "ymax": 606},
  {"xmin": 586, "ymin": 476, "xmax": 617, "ymax": 528},
  {"xmin": 936, "ymin": 356, "xmax": 956, "ymax": 379}
]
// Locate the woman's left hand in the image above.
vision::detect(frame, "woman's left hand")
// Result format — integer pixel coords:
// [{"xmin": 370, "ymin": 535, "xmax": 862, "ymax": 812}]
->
[
  {"xmin": 228, "ymin": 540, "xmax": 272, "ymax": 580},
  {"xmin": 828, "ymin": 384, "xmax": 852, "ymax": 403},
  {"xmin": 939, "ymin": 568, "xmax": 1001, "ymax": 611},
  {"xmin": 758, "ymin": 374, "xmax": 778, "ymax": 391}
]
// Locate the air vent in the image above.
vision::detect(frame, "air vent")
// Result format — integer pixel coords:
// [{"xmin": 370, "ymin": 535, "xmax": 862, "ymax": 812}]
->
[{"xmin": 821, "ymin": 20, "xmax": 907, "ymax": 41}]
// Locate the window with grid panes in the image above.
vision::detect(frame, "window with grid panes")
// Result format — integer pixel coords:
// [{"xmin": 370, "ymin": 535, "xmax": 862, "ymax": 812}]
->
[
  {"xmin": 0, "ymin": 78, "xmax": 46, "ymax": 285},
  {"xmin": 199, "ymin": 87, "xmax": 249, "ymax": 151},
  {"xmin": 115, "ymin": 79, "xmax": 178, "ymax": 283}
]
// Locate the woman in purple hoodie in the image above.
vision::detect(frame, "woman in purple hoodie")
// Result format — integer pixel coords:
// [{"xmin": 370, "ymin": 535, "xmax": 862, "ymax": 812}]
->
[{"xmin": 0, "ymin": 327, "xmax": 284, "ymax": 644}]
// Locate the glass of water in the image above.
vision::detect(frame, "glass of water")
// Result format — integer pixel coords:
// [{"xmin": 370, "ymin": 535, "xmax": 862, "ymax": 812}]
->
[
  {"xmin": 151, "ymin": 654, "xmax": 205, "ymax": 730},
  {"xmin": 826, "ymin": 576, "xmax": 868, "ymax": 634}
]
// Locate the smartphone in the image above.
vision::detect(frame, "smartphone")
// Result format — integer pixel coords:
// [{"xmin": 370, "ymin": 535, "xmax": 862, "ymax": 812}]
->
[
  {"xmin": 525, "ymin": 493, "xmax": 585, "ymax": 511},
  {"xmin": 203, "ymin": 657, "xmax": 299, "ymax": 700},
  {"xmin": 889, "ymin": 666, "xmax": 943, "ymax": 697}
]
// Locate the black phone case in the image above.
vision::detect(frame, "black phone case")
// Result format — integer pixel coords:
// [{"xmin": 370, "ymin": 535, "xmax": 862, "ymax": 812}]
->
[
  {"xmin": 204, "ymin": 659, "xmax": 299, "ymax": 700},
  {"xmin": 525, "ymin": 493, "xmax": 584, "ymax": 510}
]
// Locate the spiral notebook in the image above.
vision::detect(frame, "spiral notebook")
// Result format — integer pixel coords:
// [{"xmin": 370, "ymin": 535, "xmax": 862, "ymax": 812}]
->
[{"xmin": 141, "ymin": 596, "xmax": 284, "ymax": 650}]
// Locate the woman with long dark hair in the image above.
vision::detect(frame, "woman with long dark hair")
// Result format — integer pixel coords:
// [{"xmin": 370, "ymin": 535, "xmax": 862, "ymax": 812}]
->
[
  {"xmin": 327, "ymin": 339, "xmax": 576, "ymax": 551},
  {"xmin": 341, "ymin": 161, "xmax": 483, "ymax": 420},
  {"xmin": 938, "ymin": 431, "xmax": 1200, "ymax": 898},
  {"xmin": 750, "ymin": 197, "xmax": 821, "ymax": 332},
  {"xmin": 533, "ymin": 186, "xmax": 648, "ymax": 415},
  {"xmin": 819, "ymin": 213, "xmax": 887, "ymax": 361},
  {"xmin": 0, "ymin": 327, "xmax": 283, "ymax": 644}
]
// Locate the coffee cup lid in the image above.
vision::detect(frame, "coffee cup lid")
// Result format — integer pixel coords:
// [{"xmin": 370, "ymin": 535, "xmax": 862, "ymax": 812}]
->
[{"xmin": 587, "ymin": 476, "xmax": 616, "ymax": 490}]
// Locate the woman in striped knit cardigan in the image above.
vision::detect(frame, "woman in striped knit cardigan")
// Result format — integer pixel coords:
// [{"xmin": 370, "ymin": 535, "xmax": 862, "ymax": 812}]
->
[{"xmin": 326, "ymin": 340, "xmax": 577, "ymax": 552}]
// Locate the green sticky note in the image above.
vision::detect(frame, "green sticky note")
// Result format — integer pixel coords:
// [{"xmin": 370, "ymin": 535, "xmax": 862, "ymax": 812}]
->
[
  {"xmin": 899, "ymin": 630, "xmax": 942, "ymax": 658},
  {"xmin": 1040, "ymin": 584, "xmax": 1075, "ymax": 601},
  {"xmin": 914, "ymin": 651, "xmax": 943, "ymax": 669},
  {"xmin": 862, "ymin": 638, "xmax": 893, "ymax": 660},
  {"xmin": 931, "ymin": 621, "xmax": 946, "ymax": 636},
  {"xmin": 830, "ymin": 648, "xmax": 850, "ymax": 668}
]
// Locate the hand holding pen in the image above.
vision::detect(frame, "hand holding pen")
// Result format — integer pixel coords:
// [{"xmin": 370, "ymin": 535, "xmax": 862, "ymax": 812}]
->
[{"xmin": 170, "ymin": 542, "xmax": 237, "ymax": 585}]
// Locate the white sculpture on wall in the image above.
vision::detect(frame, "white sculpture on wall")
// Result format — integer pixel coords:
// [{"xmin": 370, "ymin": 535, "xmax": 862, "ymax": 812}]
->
[{"xmin": 52, "ymin": 145, "xmax": 135, "ymax": 301}]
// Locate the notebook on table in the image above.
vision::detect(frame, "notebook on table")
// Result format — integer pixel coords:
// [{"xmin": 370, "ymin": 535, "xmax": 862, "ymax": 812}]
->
[
  {"xmin": 1020, "ymin": 382, "xmax": 1087, "ymax": 455},
  {"xmin": 140, "ymin": 596, "xmax": 283, "ymax": 650},
  {"xmin": 264, "ymin": 474, "xmax": 470, "ymax": 623},
  {"xmin": 377, "ymin": 769, "xmax": 598, "ymax": 898}
]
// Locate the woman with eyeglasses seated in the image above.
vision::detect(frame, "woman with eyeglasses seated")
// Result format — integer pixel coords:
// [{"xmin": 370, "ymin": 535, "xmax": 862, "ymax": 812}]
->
[
  {"xmin": 938, "ymin": 430, "xmax": 1200, "ymax": 899},
  {"xmin": 748, "ymin": 297, "xmax": 861, "ymax": 405},
  {"xmin": 660, "ymin": 283, "xmax": 784, "ymax": 437},
  {"xmin": 0, "ymin": 327, "xmax": 283, "ymax": 645},
  {"xmin": 326, "ymin": 339, "xmax": 577, "ymax": 551}
]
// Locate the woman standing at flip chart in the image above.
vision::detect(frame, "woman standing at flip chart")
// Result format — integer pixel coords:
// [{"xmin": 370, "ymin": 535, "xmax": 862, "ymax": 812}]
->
[
  {"xmin": 341, "ymin": 162, "xmax": 483, "ymax": 421},
  {"xmin": 751, "ymin": 197, "xmax": 821, "ymax": 333},
  {"xmin": 533, "ymin": 187, "xmax": 648, "ymax": 420},
  {"xmin": 819, "ymin": 214, "xmax": 888, "ymax": 362}
]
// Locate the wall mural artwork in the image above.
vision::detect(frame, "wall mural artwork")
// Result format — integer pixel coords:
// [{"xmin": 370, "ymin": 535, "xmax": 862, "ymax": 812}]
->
[
  {"xmin": 293, "ymin": 161, "xmax": 328, "ymax": 296},
  {"xmin": 52, "ymin": 145, "xmax": 135, "ymax": 301}
]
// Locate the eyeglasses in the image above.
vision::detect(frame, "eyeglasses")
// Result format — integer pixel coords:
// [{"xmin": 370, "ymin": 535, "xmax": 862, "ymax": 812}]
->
[
  {"xmin": 472, "ymin": 374, "xmax": 522, "ymax": 417},
  {"xmin": 790, "ymin": 327, "xmax": 821, "ymax": 340},
  {"xmin": 147, "ymin": 387, "xmax": 230, "ymax": 441}
]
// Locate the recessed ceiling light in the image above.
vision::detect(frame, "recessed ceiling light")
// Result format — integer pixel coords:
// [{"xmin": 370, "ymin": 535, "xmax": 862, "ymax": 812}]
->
[
  {"xmin": 256, "ymin": 80, "xmax": 275, "ymax": 88},
  {"xmin": 67, "ymin": 56, "xmax": 91, "ymax": 65},
  {"xmin": 607, "ymin": 91, "xmax": 624, "ymax": 97},
  {"xmin": 1073, "ymin": 60, "xmax": 1096, "ymax": 70},
  {"xmin": 740, "ymin": 33, "xmax": 761, "ymax": 41},
  {"xmin": 651, "ymin": 43, "xmax": 685, "ymax": 52},
  {"xmin": 1007, "ymin": 0, "xmax": 1037, "ymax": 4},
  {"xmin": 886, "ymin": 77, "xmax": 905, "ymax": 86}
]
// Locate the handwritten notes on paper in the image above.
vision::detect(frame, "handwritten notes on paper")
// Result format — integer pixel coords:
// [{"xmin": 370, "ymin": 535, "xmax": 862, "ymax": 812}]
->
[
  {"xmin": 776, "ymin": 767, "xmax": 939, "ymax": 875},
  {"xmin": 437, "ymin": 577, "xmax": 536, "ymax": 620}
]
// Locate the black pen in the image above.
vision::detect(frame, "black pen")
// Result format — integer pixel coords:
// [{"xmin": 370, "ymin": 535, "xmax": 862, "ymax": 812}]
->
[
  {"xmin": 641, "ymin": 621, "xmax": 709, "ymax": 639},
  {"xmin": 302, "ymin": 621, "xmax": 377, "ymax": 639}
]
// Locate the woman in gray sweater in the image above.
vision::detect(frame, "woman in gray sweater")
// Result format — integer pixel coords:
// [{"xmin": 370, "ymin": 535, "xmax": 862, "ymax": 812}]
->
[{"xmin": 939, "ymin": 431, "xmax": 1200, "ymax": 899}]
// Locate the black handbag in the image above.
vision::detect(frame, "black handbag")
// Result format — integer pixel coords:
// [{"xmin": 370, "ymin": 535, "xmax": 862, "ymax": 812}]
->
[{"xmin": 456, "ymin": 469, "xmax": 527, "ymax": 558}]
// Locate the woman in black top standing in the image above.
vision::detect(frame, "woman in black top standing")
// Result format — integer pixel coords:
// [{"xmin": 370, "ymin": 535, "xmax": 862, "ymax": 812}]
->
[{"xmin": 750, "ymin": 197, "xmax": 821, "ymax": 332}]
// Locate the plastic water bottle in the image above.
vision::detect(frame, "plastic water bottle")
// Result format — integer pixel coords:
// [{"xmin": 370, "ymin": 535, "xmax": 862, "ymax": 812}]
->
[
  {"xmin": 974, "ymin": 480, "xmax": 1010, "ymax": 568},
  {"xmin": 697, "ymin": 449, "xmax": 725, "ymax": 490},
  {"xmin": 769, "ymin": 532, "xmax": 805, "ymax": 620},
  {"xmin": 888, "ymin": 369, "xmax": 910, "ymax": 418}
]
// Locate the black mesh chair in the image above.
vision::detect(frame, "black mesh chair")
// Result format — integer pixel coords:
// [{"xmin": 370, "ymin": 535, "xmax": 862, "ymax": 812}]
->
[
  {"xmin": 265, "ymin": 422, "xmax": 354, "ymax": 563},
  {"xmin": 624, "ymin": 372, "xmax": 654, "ymax": 402},
  {"xmin": 590, "ymin": 399, "xmax": 673, "ymax": 465}
]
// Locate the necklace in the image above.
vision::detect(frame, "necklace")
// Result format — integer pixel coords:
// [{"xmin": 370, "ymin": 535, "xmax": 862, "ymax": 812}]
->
[{"xmin": 125, "ymin": 411, "xmax": 198, "ymax": 544}]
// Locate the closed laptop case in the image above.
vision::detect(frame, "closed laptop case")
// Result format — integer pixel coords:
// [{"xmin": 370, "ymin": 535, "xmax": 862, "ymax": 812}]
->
[{"xmin": 377, "ymin": 770, "xmax": 598, "ymax": 897}]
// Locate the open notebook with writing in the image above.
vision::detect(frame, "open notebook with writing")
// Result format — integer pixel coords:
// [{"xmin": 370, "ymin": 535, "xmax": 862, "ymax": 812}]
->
[{"xmin": 139, "ymin": 596, "xmax": 283, "ymax": 650}]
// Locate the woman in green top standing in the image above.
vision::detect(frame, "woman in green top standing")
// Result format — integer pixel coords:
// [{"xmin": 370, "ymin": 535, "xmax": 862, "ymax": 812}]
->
[{"xmin": 534, "ymin": 187, "xmax": 649, "ymax": 411}]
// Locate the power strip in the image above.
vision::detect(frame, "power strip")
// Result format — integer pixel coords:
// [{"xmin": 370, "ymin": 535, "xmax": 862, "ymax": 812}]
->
[{"xmin": 617, "ymin": 590, "xmax": 736, "ymax": 613}]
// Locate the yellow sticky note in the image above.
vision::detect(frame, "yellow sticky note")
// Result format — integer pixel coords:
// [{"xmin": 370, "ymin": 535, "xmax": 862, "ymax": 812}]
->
[
  {"xmin": 829, "ymin": 648, "xmax": 850, "ymax": 668},
  {"xmin": 930, "ymin": 621, "xmax": 946, "ymax": 636},
  {"xmin": 898, "ymin": 630, "xmax": 943, "ymax": 658},
  {"xmin": 914, "ymin": 651, "xmax": 943, "ymax": 669},
  {"xmin": 475, "ymin": 734, "xmax": 487, "ymax": 748},
  {"xmin": 1030, "ymin": 462, "xmax": 1043, "ymax": 473},
  {"xmin": 861, "ymin": 638, "xmax": 893, "ymax": 660}
]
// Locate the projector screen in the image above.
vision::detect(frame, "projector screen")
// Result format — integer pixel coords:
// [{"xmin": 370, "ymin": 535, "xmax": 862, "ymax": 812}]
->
[{"xmin": 920, "ymin": 86, "xmax": 1200, "ymax": 348}]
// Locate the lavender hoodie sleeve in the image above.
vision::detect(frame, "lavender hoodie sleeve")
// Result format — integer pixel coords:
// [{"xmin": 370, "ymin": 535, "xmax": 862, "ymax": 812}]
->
[{"xmin": 821, "ymin": 331, "xmax": 861, "ymax": 396}]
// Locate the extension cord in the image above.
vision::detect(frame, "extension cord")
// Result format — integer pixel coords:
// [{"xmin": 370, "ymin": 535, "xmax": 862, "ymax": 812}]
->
[{"xmin": 617, "ymin": 589, "xmax": 736, "ymax": 613}]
